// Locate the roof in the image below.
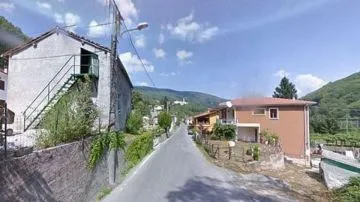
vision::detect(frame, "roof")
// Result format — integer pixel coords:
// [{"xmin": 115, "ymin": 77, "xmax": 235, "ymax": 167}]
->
[
  {"xmin": 2, "ymin": 27, "xmax": 110, "ymax": 57},
  {"xmin": 193, "ymin": 110, "xmax": 218, "ymax": 119},
  {"xmin": 222, "ymin": 97, "xmax": 316, "ymax": 107}
]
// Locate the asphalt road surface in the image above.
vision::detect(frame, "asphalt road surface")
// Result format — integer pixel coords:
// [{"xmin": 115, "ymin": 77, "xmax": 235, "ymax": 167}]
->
[{"xmin": 104, "ymin": 125, "xmax": 296, "ymax": 202}]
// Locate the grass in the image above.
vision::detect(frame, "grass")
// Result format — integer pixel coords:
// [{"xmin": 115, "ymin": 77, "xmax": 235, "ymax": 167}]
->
[{"xmin": 96, "ymin": 187, "xmax": 112, "ymax": 201}]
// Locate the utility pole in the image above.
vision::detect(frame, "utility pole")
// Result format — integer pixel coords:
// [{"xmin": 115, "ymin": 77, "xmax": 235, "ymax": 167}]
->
[
  {"xmin": 108, "ymin": 0, "xmax": 123, "ymax": 132},
  {"xmin": 108, "ymin": 0, "xmax": 123, "ymax": 186}
]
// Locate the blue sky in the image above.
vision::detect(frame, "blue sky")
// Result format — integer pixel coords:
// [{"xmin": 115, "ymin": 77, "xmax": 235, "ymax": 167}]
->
[{"xmin": 1, "ymin": 0, "xmax": 360, "ymax": 99}]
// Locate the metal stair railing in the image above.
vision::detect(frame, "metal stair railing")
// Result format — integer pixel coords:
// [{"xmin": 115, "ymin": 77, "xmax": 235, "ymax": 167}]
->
[
  {"xmin": 23, "ymin": 55, "xmax": 76, "ymax": 131},
  {"xmin": 22, "ymin": 54, "xmax": 100, "ymax": 131}
]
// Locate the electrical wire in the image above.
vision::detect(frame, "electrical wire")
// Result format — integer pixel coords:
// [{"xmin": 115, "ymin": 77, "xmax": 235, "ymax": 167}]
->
[{"xmin": 121, "ymin": 22, "xmax": 156, "ymax": 87}]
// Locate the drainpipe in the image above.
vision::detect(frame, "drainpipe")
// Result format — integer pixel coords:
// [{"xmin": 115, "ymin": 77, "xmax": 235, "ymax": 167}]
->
[{"xmin": 304, "ymin": 105, "xmax": 310, "ymax": 167}]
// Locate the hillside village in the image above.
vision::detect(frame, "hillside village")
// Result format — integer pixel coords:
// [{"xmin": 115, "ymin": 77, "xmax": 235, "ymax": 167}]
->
[{"xmin": 0, "ymin": 1, "xmax": 360, "ymax": 202}]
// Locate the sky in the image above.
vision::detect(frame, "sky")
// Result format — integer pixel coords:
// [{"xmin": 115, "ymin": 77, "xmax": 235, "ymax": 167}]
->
[{"xmin": 1, "ymin": 0, "xmax": 360, "ymax": 99}]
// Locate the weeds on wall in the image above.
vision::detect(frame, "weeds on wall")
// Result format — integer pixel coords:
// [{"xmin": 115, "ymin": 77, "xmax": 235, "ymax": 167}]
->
[
  {"xmin": 36, "ymin": 78, "xmax": 99, "ymax": 148},
  {"xmin": 88, "ymin": 131, "xmax": 126, "ymax": 170}
]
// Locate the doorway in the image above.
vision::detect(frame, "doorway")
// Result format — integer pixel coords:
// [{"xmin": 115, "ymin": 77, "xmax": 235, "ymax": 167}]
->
[{"xmin": 80, "ymin": 48, "xmax": 96, "ymax": 74}]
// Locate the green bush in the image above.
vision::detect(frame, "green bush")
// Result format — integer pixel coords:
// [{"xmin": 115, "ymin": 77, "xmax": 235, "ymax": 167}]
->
[
  {"xmin": 125, "ymin": 132, "xmax": 154, "ymax": 171},
  {"xmin": 37, "ymin": 78, "xmax": 99, "ymax": 148},
  {"xmin": 158, "ymin": 111, "xmax": 172, "ymax": 137},
  {"xmin": 253, "ymin": 145, "xmax": 260, "ymax": 160},
  {"xmin": 126, "ymin": 110, "xmax": 143, "ymax": 135},
  {"xmin": 88, "ymin": 131, "xmax": 126, "ymax": 170},
  {"xmin": 213, "ymin": 123, "xmax": 236, "ymax": 140},
  {"xmin": 332, "ymin": 177, "xmax": 360, "ymax": 201},
  {"xmin": 260, "ymin": 130, "xmax": 279, "ymax": 145}
]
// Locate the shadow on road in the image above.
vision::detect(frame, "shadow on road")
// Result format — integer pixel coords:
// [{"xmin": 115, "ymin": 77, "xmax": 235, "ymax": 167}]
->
[{"xmin": 166, "ymin": 176, "xmax": 278, "ymax": 202}]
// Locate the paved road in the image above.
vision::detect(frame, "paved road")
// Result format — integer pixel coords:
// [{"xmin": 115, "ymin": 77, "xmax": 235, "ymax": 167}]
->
[{"xmin": 104, "ymin": 125, "xmax": 296, "ymax": 202}]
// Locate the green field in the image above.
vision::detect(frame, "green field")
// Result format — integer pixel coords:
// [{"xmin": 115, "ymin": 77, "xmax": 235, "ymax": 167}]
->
[{"xmin": 310, "ymin": 132, "xmax": 360, "ymax": 147}]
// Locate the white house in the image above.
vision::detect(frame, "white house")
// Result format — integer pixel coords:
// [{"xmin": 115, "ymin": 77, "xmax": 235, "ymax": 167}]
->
[
  {"xmin": 1, "ymin": 27, "xmax": 132, "ymax": 132},
  {"xmin": 173, "ymin": 98, "xmax": 188, "ymax": 106}
]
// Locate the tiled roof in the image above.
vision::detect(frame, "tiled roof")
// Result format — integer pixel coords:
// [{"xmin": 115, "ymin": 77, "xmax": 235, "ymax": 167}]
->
[
  {"xmin": 225, "ymin": 97, "xmax": 316, "ymax": 107},
  {"xmin": 193, "ymin": 110, "xmax": 218, "ymax": 118}
]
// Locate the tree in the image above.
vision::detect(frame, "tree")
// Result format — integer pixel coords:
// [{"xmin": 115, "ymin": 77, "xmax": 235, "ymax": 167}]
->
[
  {"xmin": 131, "ymin": 91, "xmax": 150, "ymax": 116},
  {"xmin": 273, "ymin": 77, "xmax": 298, "ymax": 99},
  {"xmin": 162, "ymin": 96, "xmax": 169, "ymax": 112},
  {"xmin": 158, "ymin": 111, "xmax": 172, "ymax": 138},
  {"xmin": 126, "ymin": 111, "xmax": 143, "ymax": 134}
]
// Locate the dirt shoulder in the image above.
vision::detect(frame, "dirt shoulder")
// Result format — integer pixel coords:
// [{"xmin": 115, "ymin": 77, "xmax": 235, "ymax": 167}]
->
[{"xmin": 197, "ymin": 141, "xmax": 331, "ymax": 201}]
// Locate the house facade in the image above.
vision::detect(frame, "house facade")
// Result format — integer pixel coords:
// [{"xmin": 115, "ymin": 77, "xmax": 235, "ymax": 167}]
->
[
  {"xmin": 192, "ymin": 109, "xmax": 219, "ymax": 133},
  {"xmin": 217, "ymin": 97, "xmax": 316, "ymax": 165},
  {"xmin": 1, "ymin": 27, "xmax": 132, "ymax": 132},
  {"xmin": 193, "ymin": 97, "xmax": 315, "ymax": 165}
]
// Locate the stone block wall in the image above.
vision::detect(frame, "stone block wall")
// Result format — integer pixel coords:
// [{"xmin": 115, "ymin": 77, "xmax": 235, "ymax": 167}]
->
[{"xmin": 0, "ymin": 138, "xmax": 126, "ymax": 202}]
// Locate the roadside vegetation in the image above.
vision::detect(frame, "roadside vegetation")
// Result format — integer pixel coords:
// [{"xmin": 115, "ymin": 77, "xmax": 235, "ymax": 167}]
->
[
  {"xmin": 36, "ymin": 78, "xmax": 99, "ymax": 148},
  {"xmin": 332, "ymin": 177, "xmax": 360, "ymax": 201}
]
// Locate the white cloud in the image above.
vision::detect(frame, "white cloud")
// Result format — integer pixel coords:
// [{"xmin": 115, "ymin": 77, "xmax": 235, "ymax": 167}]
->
[
  {"xmin": 273, "ymin": 69, "xmax": 290, "ymax": 78},
  {"xmin": 0, "ymin": 2, "xmax": 15, "ymax": 13},
  {"xmin": 98, "ymin": 0, "xmax": 138, "ymax": 25},
  {"xmin": 53, "ymin": 12, "xmax": 81, "ymax": 32},
  {"xmin": 136, "ymin": 82, "xmax": 149, "ymax": 86},
  {"xmin": 177, "ymin": 50, "xmax": 193, "ymax": 60},
  {"xmin": 36, "ymin": 2, "xmax": 52, "ymax": 10},
  {"xmin": 294, "ymin": 74, "xmax": 327, "ymax": 96},
  {"xmin": 134, "ymin": 35, "xmax": 146, "ymax": 48},
  {"xmin": 160, "ymin": 72, "xmax": 177, "ymax": 77},
  {"xmin": 167, "ymin": 12, "xmax": 219, "ymax": 43},
  {"xmin": 87, "ymin": 20, "xmax": 111, "ymax": 37},
  {"xmin": 176, "ymin": 50, "xmax": 193, "ymax": 65},
  {"xmin": 119, "ymin": 52, "xmax": 155, "ymax": 73},
  {"xmin": 54, "ymin": 13, "xmax": 64, "ymax": 23},
  {"xmin": 159, "ymin": 32, "xmax": 165, "ymax": 44},
  {"xmin": 153, "ymin": 48, "xmax": 166, "ymax": 59}
]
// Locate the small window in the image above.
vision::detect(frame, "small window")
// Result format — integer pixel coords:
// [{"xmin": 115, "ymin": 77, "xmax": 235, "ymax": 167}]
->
[
  {"xmin": 0, "ymin": 80, "xmax": 5, "ymax": 90},
  {"xmin": 269, "ymin": 108, "xmax": 279, "ymax": 119},
  {"xmin": 253, "ymin": 108, "xmax": 265, "ymax": 115}
]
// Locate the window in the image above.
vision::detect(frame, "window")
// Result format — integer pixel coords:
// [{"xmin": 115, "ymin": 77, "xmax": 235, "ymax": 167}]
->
[
  {"xmin": 252, "ymin": 108, "xmax": 265, "ymax": 115},
  {"xmin": 0, "ymin": 80, "xmax": 5, "ymax": 90},
  {"xmin": 269, "ymin": 108, "xmax": 279, "ymax": 119}
]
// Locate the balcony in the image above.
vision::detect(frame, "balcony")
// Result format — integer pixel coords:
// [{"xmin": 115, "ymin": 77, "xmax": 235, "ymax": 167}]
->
[{"xmin": 217, "ymin": 119, "xmax": 238, "ymax": 124}]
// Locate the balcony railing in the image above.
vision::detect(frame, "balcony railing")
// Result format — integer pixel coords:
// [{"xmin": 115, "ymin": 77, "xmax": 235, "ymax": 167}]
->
[{"xmin": 217, "ymin": 119, "xmax": 238, "ymax": 124}]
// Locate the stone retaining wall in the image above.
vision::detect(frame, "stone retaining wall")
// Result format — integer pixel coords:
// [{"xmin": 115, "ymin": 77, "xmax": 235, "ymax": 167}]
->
[{"xmin": 0, "ymin": 138, "xmax": 126, "ymax": 202}]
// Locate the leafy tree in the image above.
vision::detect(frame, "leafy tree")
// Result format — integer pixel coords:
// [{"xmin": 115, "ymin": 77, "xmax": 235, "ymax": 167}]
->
[
  {"xmin": 310, "ymin": 114, "xmax": 340, "ymax": 134},
  {"xmin": 158, "ymin": 111, "xmax": 172, "ymax": 138},
  {"xmin": 125, "ymin": 111, "xmax": 143, "ymax": 135},
  {"xmin": 131, "ymin": 91, "xmax": 150, "ymax": 116},
  {"xmin": 273, "ymin": 77, "xmax": 298, "ymax": 99},
  {"xmin": 213, "ymin": 123, "xmax": 236, "ymax": 140},
  {"xmin": 162, "ymin": 96, "xmax": 169, "ymax": 112}
]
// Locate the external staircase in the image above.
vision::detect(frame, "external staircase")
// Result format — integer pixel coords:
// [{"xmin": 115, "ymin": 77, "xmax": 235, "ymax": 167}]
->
[{"xmin": 23, "ymin": 54, "xmax": 99, "ymax": 131}]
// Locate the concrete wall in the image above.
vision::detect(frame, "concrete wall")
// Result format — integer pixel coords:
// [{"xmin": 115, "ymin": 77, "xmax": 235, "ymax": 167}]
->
[
  {"xmin": 0, "ymin": 138, "xmax": 126, "ymax": 202},
  {"xmin": 236, "ymin": 106, "xmax": 306, "ymax": 159},
  {"xmin": 111, "ymin": 59, "xmax": 132, "ymax": 131},
  {"xmin": 7, "ymin": 31, "xmax": 111, "ymax": 131}
]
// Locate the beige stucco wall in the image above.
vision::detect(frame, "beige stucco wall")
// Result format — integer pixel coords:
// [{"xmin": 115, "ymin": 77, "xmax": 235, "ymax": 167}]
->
[{"xmin": 236, "ymin": 106, "xmax": 306, "ymax": 158}]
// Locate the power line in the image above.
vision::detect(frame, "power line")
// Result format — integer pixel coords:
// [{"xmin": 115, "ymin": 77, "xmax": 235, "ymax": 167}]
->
[{"xmin": 121, "ymin": 22, "xmax": 156, "ymax": 87}]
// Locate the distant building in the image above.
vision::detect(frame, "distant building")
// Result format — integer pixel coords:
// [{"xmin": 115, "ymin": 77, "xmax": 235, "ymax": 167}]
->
[{"xmin": 173, "ymin": 98, "xmax": 188, "ymax": 106}]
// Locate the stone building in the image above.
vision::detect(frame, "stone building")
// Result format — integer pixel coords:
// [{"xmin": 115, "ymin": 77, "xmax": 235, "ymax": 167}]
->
[{"xmin": 1, "ymin": 27, "xmax": 132, "ymax": 132}]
